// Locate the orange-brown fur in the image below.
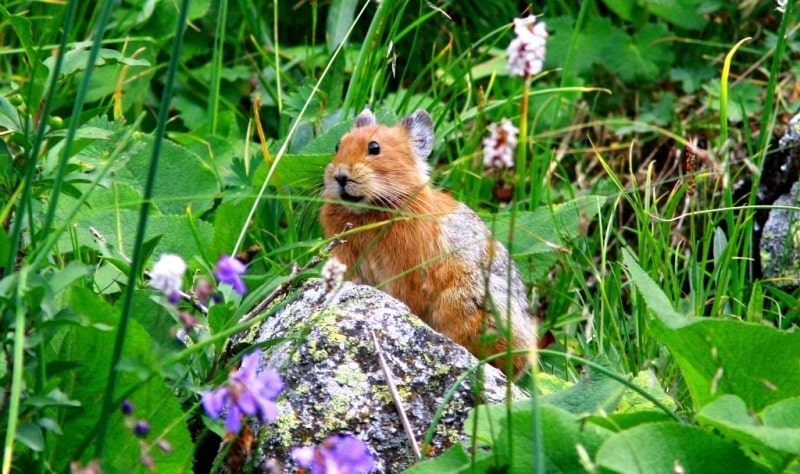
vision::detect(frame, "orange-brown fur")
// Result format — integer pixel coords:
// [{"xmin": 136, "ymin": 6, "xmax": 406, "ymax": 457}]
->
[{"xmin": 320, "ymin": 109, "xmax": 536, "ymax": 377}]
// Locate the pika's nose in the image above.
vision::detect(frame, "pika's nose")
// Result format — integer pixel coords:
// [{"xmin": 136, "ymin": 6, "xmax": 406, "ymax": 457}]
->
[{"xmin": 334, "ymin": 174, "xmax": 349, "ymax": 187}]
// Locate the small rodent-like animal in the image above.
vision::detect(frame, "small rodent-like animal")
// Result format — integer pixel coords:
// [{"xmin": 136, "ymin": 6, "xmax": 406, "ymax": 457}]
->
[{"xmin": 320, "ymin": 109, "xmax": 536, "ymax": 376}]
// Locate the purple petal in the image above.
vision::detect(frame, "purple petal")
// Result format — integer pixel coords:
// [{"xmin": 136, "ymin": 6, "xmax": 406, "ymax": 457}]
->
[
  {"xmin": 256, "ymin": 399, "xmax": 279, "ymax": 423},
  {"xmin": 255, "ymin": 368, "xmax": 284, "ymax": 399},
  {"xmin": 291, "ymin": 446, "xmax": 316, "ymax": 467},
  {"xmin": 328, "ymin": 435, "xmax": 375, "ymax": 472},
  {"xmin": 239, "ymin": 350, "xmax": 262, "ymax": 376},
  {"xmin": 237, "ymin": 390, "xmax": 258, "ymax": 415},
  {"xmin": 214, "ymin": 255, "xmax": 248, "ymax": 295},
  {"xmin": 201, "ymin": 388, "xmax": 228, "ymax": 419},
  {"xmin": 225, "ymin": 403, "xmax": 243, "ymax": 434},
  {"xmin": 231, "ymin": 277, "xmax": 247, "ymax": 295}
]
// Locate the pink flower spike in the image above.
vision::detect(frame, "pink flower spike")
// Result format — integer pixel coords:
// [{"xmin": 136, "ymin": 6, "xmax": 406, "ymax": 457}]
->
[
  {"xmin": 482, "ymin": 118, "xmax": 519, "ymax": 170},
  {"xmin": 506, "ymin": 15, "xmax": 548, "ymax": 78}
]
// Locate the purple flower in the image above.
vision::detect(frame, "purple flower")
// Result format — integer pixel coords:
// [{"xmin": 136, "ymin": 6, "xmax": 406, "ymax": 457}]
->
[
  {"xmin": 120, "ymin": 399, "xmax": 135, "ymax": 415},
  {"xmin": 133, "ymin": 420, "xmax": 150, "ymax": 438},
  {"xmin": 292, "ymin": 434, "xmax": 376, "ymax": 473},
  {"xmin": 482, "ymin": 118, "xmax": 519, "ymax": 170},
  {"xmin": 507, "ymin": 15, "xmax": 548, "ymax": 78},
  {"xmin": 201, "ymin": 349, "xmax": 283, "ymax": 434},
  {"xmin": 214, "ymin": 255, "xmax": 247, "ymax": 295}
]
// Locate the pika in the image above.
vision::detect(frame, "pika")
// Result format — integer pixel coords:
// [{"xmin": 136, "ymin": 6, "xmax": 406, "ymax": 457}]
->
[{"xmin": 320, "ymin": 109, "xmax": 537, "ymax": 377}]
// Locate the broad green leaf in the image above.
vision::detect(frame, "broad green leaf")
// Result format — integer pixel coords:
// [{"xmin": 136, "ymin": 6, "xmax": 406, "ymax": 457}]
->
[
  {"xmin": 16, "ymin": 423, "xmax": 44, "ymax": 452},
  {"xmin": 49, "ymin": 287, "xmax": 192, "ymax": 473},
  {"xmin": 300, "ymin": 120, "xmax": 351, "ymax": 155},
  {"xmin": 42, "ymin": 43, "xmax": 150, "ymax": 79},
  {"xmin": 490, "ymin": 195, "xmax": 607, "ymax": 256},
  {"xmin": 403, "ymin": 443, "xmax": 475, "ymax": 473},
  {"xmin": 212, "ymin": 198, "xmax": 255, "ymax": 256},
  {"xmin": 599, "ymin": 0, "xmax": 645, "ymax": 21},
  {"xmin": 465, "ymin": 401, "xmax": 611, "ymax": 473},
  {"xmin": 48, "ymin": 261, "xmax": 92, "ymax": 295},
  {"xmin": 116, "ymin": 135, "xmax": 219, "ymax": 215},
  {"xmin": 622, "ymin": 247, "xmax": 686, "ymax": 329},
  {"xmin": 697, "ymin": 395, "xmax": 800, "ymax": 469},
  {"xmin": 596, "ymin": 422, "xmax": 768, "ymax": 473},
  {"xmin": 541, "ymin": 363, "xmax": 626, "ymax": 415},
  {"xmin": 623, "ymin": 249, "xmax": 800, "ymax": 410},
  {"xmin": 0, "ymin": 6, "xmax": 35, "ymax": 66},
  {"xmin": 272, "ymin": 153, "xmax": 329, "ymax": 189},
  {"xmin": 645, "ymin": 0, "xmax": 709, "ymax": 31}
]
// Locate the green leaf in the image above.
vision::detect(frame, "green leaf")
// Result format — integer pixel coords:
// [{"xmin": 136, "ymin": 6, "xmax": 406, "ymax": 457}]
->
[
  {"xmin": 116, "ymin": 135, "xmax": 219, "ymax": 215},
  {"xmin": 48, "ymin": 261, "xmax": 92, "ymax": 295},
  {"xmin": 645, "ymin": 0, "xmax": 709, "ymax": 30},
  {"xmin": 490, "ymin": 195, "xmax": 607, "ymax": 256},
  {"xmin": 622, "ymin": 248, "xmax": 686, "ymax": 329},
  {"xmin": 541, "ymin": 362, "xmax": 627, "ymax": 414},
  {"xmin": 595, "ymin": 422, "xmax": 768, "ymax": 473},
  {"xmin": 42, "ymin": 43, "xmax": 150, "ymax": 79},
  {"xmin": 697, "ymin": 395, "xmax": 800, "ymax": 469},
  {"xmin": 0, "ymin": 6, "xmax": 36, "ymax": 67},
  {"xmin": 403, "ymin": 443, "xmax": 477, "ymax": 473},
  {"xmin": 623, "ymin": 249, "xmax": 800, "ymax": 411},
  {"xmin": 464, "ymin": 402, "xmax": 611, "ymax": 473},
  {"xmin": 273, "ymin": 153, "xmax": 329, "ymax": 189},
  {"xmin": 599, "ymin": 0, "xmax": 645, "ymax": 22},
  {"xmin": 16, "ymin": 423, "xmax": 44, "ymax": 452},
  {"xmin": 48, "ymin": 287, "xmax": 193, "ymax": 473}
]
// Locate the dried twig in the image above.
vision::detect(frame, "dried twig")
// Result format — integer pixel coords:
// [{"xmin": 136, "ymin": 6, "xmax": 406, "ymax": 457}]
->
[{"xmin": 370, "ymin": 330, "xmax": 421, "ymax": 460}]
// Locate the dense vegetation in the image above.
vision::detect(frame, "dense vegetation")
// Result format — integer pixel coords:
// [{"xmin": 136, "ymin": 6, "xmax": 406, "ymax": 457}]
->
[{"xmin": 1, "ymin": 0, "xmax": 800, "ymax": 472}]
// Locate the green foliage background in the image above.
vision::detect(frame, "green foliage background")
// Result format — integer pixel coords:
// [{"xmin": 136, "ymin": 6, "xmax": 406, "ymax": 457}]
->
[{"xmin": 1, "ymin": 0, "xmax": 800, "ymax": 472}]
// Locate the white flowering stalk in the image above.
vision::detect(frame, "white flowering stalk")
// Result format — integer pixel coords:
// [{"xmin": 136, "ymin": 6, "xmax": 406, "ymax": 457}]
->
[
  {"xmin": 507, "ymin": 15, "xmax": 548, "ymax": 78},
  {"xmin": 149, "ymin": 254, "xmax": 187, "ymax": 303},
  {"xmin": 321, "ymin": 257, "xmax": 347, "ymax": 292},
  {"xmin": 776, "ymin": 0, "xmax": 787, "ymax": 13},
  {"xmin": 482, "ymin": 118, "xmax": 519, "ymax": 170}
]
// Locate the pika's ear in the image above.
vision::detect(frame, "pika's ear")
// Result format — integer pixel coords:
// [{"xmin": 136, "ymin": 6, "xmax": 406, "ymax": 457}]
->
[
  {"xmin": 401, "ymin": 109, "xmax": 434, "ymax": 159},
  {"xmin": 353, "ymin": 109, "xmax": 376, "ymax": 129}
]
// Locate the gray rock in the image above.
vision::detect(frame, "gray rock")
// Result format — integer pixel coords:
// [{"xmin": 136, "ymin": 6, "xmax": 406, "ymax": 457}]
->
[
  {"xmin": 219, "ymin": 279, "xmax": 527, "ymax": 473},
  {"xmin": 760, "ymin": 181, "xmax": 800, "ymax": 286}
]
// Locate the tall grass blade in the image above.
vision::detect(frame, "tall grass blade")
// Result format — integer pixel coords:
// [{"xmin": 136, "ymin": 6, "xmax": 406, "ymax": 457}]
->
[{"xmin": 94, "ymin": 0, "xmax": 191, "ymax": 458}]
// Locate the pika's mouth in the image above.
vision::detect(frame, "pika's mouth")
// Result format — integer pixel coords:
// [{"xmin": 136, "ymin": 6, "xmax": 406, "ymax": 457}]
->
[{"xmin": 340, "ymin": 190, "xmax": 362, "ymax": 203}]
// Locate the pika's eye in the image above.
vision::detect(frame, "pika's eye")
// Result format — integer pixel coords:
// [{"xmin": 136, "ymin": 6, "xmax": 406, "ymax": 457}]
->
[
  {"xmin": 367, "ymin": 141, "xmax": 380, "ymax": 155},
  {"xmin": 335, "ymin": 141, "xmax": 341, "ymax": 152}
]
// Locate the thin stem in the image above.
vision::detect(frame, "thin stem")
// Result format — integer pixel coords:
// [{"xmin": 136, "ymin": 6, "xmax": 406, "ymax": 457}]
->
[
  {"xmin": 94, "ymin": 0, "xmax": 191, "ymax": 458},
  {"xmin": 39, "ymin": 0, "xmax": 115, "ymax": 253},
  {"xmin": 3, "ymin": 0, "xmax": 78, "ymax": 275},
  {"xmin": 2, "ymin": 269, "xmax": 28, "ymax": 474}
]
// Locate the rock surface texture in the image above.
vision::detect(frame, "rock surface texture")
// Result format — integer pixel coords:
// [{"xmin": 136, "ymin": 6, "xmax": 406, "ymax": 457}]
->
[
  {"xmin": 759, "ymin": 112, "xmax": 800, "ymax": 286},
  {"xmin": 220, "ymin": 279, "xmax": 527, "ymax": 473}
]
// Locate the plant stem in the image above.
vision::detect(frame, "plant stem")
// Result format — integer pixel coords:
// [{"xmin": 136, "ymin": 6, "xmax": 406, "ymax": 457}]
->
[
  {"xmin": 2, "ymin": 269, "xmax": 28, "ymax": 474},
  {"xmin": 94, "ymin": 0, "xmax": 190, "ymax": 458}
]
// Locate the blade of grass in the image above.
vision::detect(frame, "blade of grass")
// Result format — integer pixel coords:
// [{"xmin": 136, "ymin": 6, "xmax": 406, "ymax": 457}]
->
[
  {"xmin": 208, "ymin": 0, "xmax": 228, "ymax": 134},
  {"xmin": 94, "ymin": 0, "xmax": 191, "ymax": 458},
  {"xmin": 38, "ymin": 1, "xmax": 117, "ymax": 254},
  {"xmin": 3, "ymin": 0, "xmax": 78, "ymax": 275},
  {"xmin": 232, "ymin": 0, "xmax": 373, "ymax": 256},
  {"xmin": 2, "ymin": 268, "xmax": 29, "ymax": 474}
]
